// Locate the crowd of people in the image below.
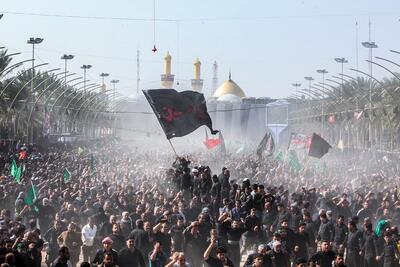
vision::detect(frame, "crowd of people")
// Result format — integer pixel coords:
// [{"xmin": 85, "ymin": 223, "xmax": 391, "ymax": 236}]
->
[{"xmin": 0, "ymin": 138, "xmax": 400, "ymax": 267}]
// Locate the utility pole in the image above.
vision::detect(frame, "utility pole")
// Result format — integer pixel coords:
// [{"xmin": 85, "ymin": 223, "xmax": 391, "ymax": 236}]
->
[
  {"xmin": 27, "ymin": 37, "xmax": 44, "ymax": 93},
  {"xmin": 81, "ymin": 65, "xmax": 92, "ymax": 94},
  {"xmin": 137, "ymin": 50, "xmax": 140, "ymax": 95},
  {"xmin": 61, "ymin": 54, "xmax": 74, "ymax": 89},
  {"xmin": 212, "ymin": 61, "xmax": 218, "ymax": 97}
]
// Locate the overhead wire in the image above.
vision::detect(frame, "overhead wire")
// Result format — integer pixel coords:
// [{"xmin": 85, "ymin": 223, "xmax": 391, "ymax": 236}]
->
[{"xmin": 3, "ymin": 10, "xmax": 400, "ymax": 23}]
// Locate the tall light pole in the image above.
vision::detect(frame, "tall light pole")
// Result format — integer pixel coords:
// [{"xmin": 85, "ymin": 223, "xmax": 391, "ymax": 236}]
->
[
  {"xmin": 304, "ymin": 77, "xmax": 314, "ymax": 100},
  {"xmin": 27, "ymin": 37, "xmax": 44, "ymax": 93},
  {"xmin": 316, "ymin": 69, "xmax": 328, "ymax": 91},
  {"xmin": 110, "ymin": 79, "xmax": 119, "ymax": 110},
  {"xmin": 110, "ymin": 79, "xmax": 119, "ymax": 136},
  {"xmin": 81, "ymin": 64, "xmax": 92, "ymax": 93},
  {"xmin": 362, "ymin": 41, "xmax": 378, "ymax": 147},
  {"xmin": 100, "ymin": 73, "xmax": 109, "ymax": 92},
  {"xmin": 362, "ymin": 42, "xmax": 378, "ymax": 104},
  {"xmin": 317, "ymin": 69, "xmax": 328, "ymax": 134},
  {"xmin": 61, "ymin": 54, "xmax": 74, "ymax": 89},
  {"xmin": 291, "ymin": 83, "xmax": 301, "ymax": 102},
  {"xmin": 334, "ymin": 58, "xmax": 348, "ymax": 100}
]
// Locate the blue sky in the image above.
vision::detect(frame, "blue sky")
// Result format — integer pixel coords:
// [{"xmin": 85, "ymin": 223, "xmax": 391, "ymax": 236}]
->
[{"xmin": 1, "ymin": 0, "xmax": 400, "ymax": 99}]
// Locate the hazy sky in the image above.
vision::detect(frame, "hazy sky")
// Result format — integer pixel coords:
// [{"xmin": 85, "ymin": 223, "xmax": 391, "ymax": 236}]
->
[{"xmin": 1, "ymin": 0, "xmax": 400, "ymax": 99}]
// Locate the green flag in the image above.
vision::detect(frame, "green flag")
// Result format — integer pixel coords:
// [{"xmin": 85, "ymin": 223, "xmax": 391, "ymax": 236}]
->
[
  {"xmin": 63, "ymin": 168, "xmax": 71, "ymax": 182},
  {"xmin": 14, "ymin": 165, "xmax": 22, "ymax": 184},
  {"xmin": 10, "ymin": 160, "xmax": 17, "ymax": 177},
  {"xmin": 25, "ymin": 182, "xmax": 38, "ymax": 212},
  {"xmin": 10, "ymin": 160, "xmax": 22, "ymax": 183},
  {"xmin": 287, "ymin": 151, "xmax": 302, "ymax": 172},
  {"xmin": 274, "ymin": 151, "xmax": 284, "ymax": 163}
]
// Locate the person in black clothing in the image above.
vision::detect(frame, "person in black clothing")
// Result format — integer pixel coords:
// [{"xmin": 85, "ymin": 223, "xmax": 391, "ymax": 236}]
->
[
  {"xmin": 266, "ymin": 241, "xmax": 290, "ymax": 267},
  {"xmin": 261, "ymin": 201, "xmax": 277, "ymax": 242},
  {"xmin": 118, "ymin": 234, "xmax": 146, "ymax": 267},
  {"xmin": 44, "ymin": 220, "xmax": 64, "ymax": 266},
  {"xmin": 210, "ymin": 175, "xmax": 221, "ymax": 216},
  {"xmin": 243, "ymin": 244, "xmax": 272, "ymax": 267},
  {"xmin": 38, "ymin": 198, "xmax": 56, "ymax": 234},
  {"xmin": 333, "ymin": 254, "xmax": 347, "ymax": 267},
  {"xmin": 92, "ymin": 237, "xmax": 119, "ymax": 266},
  {"xmin": 243, "ymin": 208, "xmax": 262, "ymax": 253},
  {"xmin": 130, "ymin": 219, "xmax": 150, "ymax": 261},
  {"xmin": 344, "ymin": 221, "xmax": 363, "ymax": 267},
  {"xmin": 203, "ymin": 238, "xmax": 234, "ymax": 267},
  {"xmin": 361, "ymin": 223, "xmax": 379, "ymax": 267},
  {"xmin": 180, "ymin": 168, "xmax": 192, "ymax": 202},
  {"xmin": 310, "ymin": 240, "xmax": 336, "ymax": 267},
  {"xmin": 183, "ymin": 221, "xmax": 204, "ymax": 267},
  {"xmin": 99, "ymin": 215, "xmax": 117, "ymax": 240},
  {"xmin": 169, "ymin": 217, "xmax": 185, "ymax": 252},
  {"xmin": 50, "ymin": 246, "xmax": 70, "ymax": 267},
  {"xmin": 302, "ymin": 211, "xmax": 317, "ymax": 255},
  {"xmin": 271, "ymin": 203, "xmax": 288, "ymax": 232},
  {"xmin": 221, "ymin": 218, "xmax": 247, "ymax": 267},
  {"xmin": 376, "ymin": 232, "xmax": 399, "ymax": 267},
  {"xmin": 219, "ymin": 169, "xmax": 231, "ymax": 200},
  {"xmin": 108, "ymin": 223, "xmax": 125, "ymax": 252},
  {"xmin": 153, "ymin": 222, "xmax": 172, "ymax": 257},
  {"xmin": 293, "ymin": 222, "xmax": 310, "ymax": 262},
  {"xmin": 316, "ymin": 213, "xmax": 334, "ymax": 245},
  {"xmin": 332, "ymin": 215, "xmax": 347, "ymax": 254}
]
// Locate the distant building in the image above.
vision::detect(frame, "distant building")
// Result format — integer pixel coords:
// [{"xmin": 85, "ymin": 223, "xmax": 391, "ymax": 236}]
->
[
  {"xmin": 117, "ymin": 53, "xmax": 277, "ymax": 145},
  {"xmin": 207, "ymin": 73, "xmax": 273, "ymax": 143}
]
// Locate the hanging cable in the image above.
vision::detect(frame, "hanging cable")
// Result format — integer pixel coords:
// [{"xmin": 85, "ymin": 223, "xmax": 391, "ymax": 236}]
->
[{"xmin": 152, "ymin": 0, "xmax": 157, "ymax": 53}]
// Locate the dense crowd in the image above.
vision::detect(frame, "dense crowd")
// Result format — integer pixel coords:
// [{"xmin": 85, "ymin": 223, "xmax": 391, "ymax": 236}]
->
[{"xmin": 0, "ymin": 138, "xmax": 400, "ymax": 267}]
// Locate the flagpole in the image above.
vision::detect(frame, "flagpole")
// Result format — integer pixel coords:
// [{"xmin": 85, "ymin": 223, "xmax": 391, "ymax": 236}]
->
[{"xmin": 168, "ymin": 139, "xmax": 178, "ymax": 157}]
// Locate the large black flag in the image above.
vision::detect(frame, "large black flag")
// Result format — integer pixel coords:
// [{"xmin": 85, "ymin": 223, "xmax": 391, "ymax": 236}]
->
[
  {"xmin": 143, "ymin": 89, "xmax": 218, "ymax": 139},
  {"xmin": 308, "ymin": 133, "xmax": 332, "ymax": 158},
  {"xmin": 256, "ymin": 132, "xmax": 274, "ymax": 157}
]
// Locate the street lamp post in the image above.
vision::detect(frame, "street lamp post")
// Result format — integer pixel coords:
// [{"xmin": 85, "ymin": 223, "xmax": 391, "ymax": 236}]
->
[
  {"xmin": 316, "ymin": 69, "xmax": 328, "ymax": 135},
  {"xmin": 291, "ymin": 83, "xmax": 301, "ymax": 103},
  {"xmin": 362, "ymin": 41, "xmax": 378, "ymax": 147},
  {"xmin": 61, "ymin": 54, "xmax": 74, "ymax": 89},
  {"xmin": 81, "ymin": 65, "xmax": 92, "ymax": 94},
  {"xmin": 100, "ymin": 73, "xmax": 109, "ymax": 91},
  {"xmin": 304, "ymin": 77, "xmax": 314, "ymax": 100},
  {"xmin": 27, "ymin": 37, "xmax": 44, "ymax": 93},
  {"xmin": 110, "ymin": 79, "xmax": 119, "ymax": 137},
  {"xmin": 316, "ymin": 69, "xmax": 328, "ymax": 91},
  {"xmin": 334, "ymin": 58, "xmax": 348, "ymax": 100}
]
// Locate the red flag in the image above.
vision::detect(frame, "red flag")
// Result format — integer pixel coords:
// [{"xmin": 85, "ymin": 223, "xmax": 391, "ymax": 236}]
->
[
  {"xmin": 203, "ymin": 128, "xmax": 220, "ymax": 149},
  {"xmin": 19, "ymin": 151, "xmax": 27, "ymax": 160}
]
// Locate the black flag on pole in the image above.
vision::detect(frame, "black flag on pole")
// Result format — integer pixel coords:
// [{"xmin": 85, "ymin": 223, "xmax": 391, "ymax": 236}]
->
[
  {"xmin": 143, "ymin": 89, "xmax": 218, "ymax": 139},
  {"xmin": 308, "ymin": 133, "xmax": 332, "ymax": 158},
  {"xmin": 256, "ymin": 132, "xmax": 274, "ymax": 157}
]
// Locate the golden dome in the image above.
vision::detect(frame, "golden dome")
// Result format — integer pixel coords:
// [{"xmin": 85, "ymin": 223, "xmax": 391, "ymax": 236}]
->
[{"xmin": 213, "ymin": 75, "xmax": 245, "ymax": 98}]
